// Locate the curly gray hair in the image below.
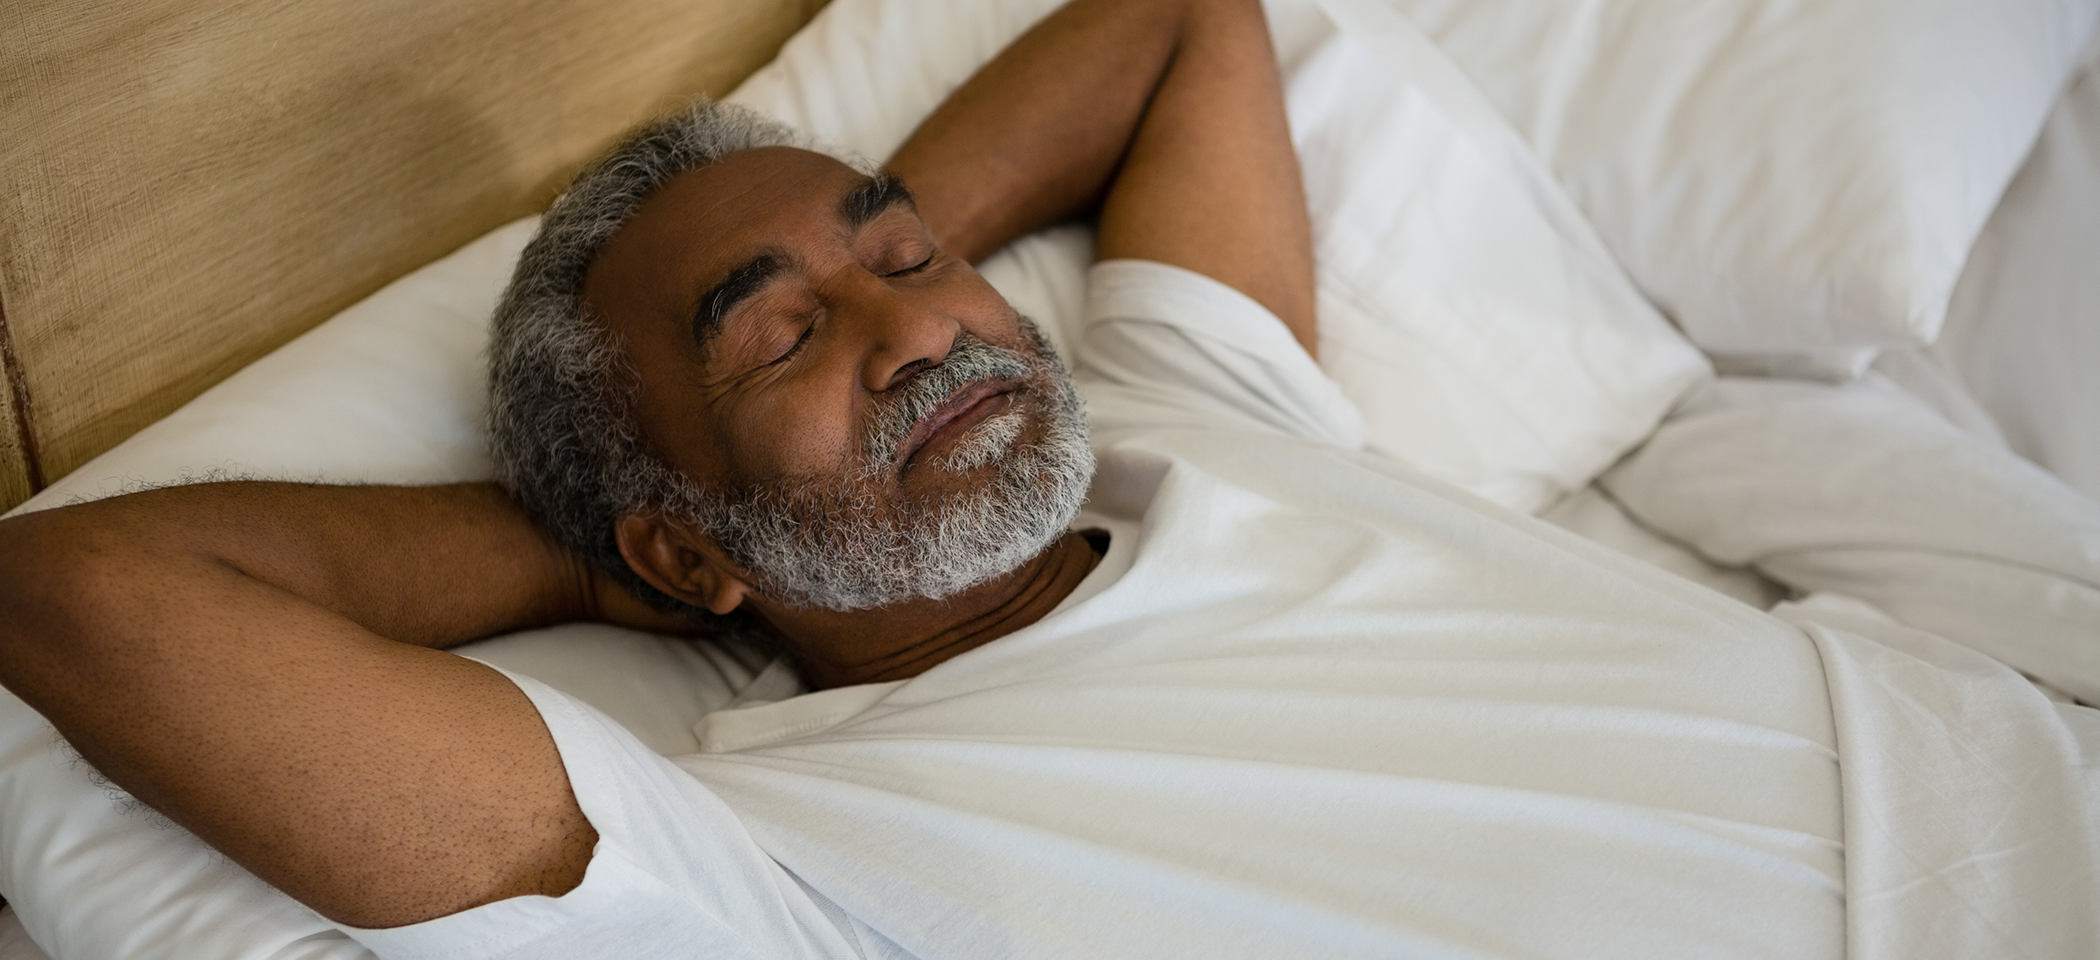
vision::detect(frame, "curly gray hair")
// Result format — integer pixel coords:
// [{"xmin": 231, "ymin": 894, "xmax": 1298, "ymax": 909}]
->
[{"xmin": 485, "ymin": 101, "xmax": 844, "ymax": 616}]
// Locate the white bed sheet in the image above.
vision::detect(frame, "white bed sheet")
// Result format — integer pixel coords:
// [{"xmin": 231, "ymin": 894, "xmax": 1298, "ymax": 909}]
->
[
  {"xmin": 0, "ymin": 913, "xmax": 33, "ymax": 960},
  {"xmin": 1601, "ymin": 374, "xmax": 2100, "ymax": 704},
  {"xmin": 3, "ymin": 1, "xmax": 2099, "ymax": 958}
]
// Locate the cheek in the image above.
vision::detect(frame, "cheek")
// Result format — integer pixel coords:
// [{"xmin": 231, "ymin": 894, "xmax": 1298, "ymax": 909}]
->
[
  {"xmin": 695, "ymin": 271, "xmax": 1026, "ymax": 485},
  {"xmin": 709, "ymin": 373, "xmax": 866, "ymax": 484},
  {"xmin": 926, "ymin": 268, "xmax": 1023, "ymax": 342}
]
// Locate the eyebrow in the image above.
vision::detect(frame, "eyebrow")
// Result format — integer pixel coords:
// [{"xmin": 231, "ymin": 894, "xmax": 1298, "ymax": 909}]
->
[
  {"xmin": 688, "ymin": 174, "xmax": 916, "ymax": 351},
  {"xmin": 839, "ymin": 172, "xmax": 915, "ymax": 230},
  {"xmin": 692, "ymin": 252, "xmax": 790, "ymax": 350}
]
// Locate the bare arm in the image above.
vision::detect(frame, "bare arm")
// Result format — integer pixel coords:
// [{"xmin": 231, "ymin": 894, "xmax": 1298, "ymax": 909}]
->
[
  {"xmin": 0, "ymin": 482, "xmax": 669, "ymax": 928},
  {"xmin": 889, "ymin": 0, "xmax": 1318, "ymax": 355}
]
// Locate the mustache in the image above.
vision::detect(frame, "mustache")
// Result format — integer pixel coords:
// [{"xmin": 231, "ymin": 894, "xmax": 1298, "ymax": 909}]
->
[{"xmin": 860, "ymin": 332, "xmax": 1034, "ymax": 466}]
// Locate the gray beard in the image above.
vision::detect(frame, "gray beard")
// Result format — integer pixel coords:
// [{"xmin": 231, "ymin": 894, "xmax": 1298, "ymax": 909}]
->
[{"xmin": 691, "ymin": 319, "xmax": 1094, "ymax": 612}]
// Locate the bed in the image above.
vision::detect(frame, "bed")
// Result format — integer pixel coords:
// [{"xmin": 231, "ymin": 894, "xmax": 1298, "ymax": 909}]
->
[{"xmin": 1, "ymin": 0, "xmax": 2097, "ymax": 956}]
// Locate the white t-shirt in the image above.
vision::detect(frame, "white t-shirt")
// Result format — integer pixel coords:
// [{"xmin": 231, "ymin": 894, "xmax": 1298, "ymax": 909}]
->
[{"xmin": 349, "ymin": 261, "xmax": 1845, "ymax": 959}]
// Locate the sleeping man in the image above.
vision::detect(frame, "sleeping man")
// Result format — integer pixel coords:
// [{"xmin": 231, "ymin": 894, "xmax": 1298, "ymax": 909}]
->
[{"xmin": 0, "ymin": 0, "xmax": 2090, "ymax": 956}]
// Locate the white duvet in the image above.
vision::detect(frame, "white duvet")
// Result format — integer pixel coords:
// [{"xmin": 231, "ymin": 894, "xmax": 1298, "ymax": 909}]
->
[
  {"xmin": 1, "ymin": 0, "xmax": 2098, "ymax": 956},
  {"xmin": 2, "ymin": 375, "xmax": 2095, "ymax": 959}
]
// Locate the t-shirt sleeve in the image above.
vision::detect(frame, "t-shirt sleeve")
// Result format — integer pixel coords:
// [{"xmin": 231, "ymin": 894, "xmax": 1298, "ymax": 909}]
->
[
  {"xmin": 1075, "ymin": 259, "xmax": 1365, "ymax": 449},
  {"xmin": 339, "ymin": 671, "xmax": 863, "ymax": 960}
]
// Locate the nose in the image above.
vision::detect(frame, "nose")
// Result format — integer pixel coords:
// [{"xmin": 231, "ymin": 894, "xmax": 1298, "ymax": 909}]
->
[{"xmin": 843, "ymin": 272, "xmax": 959, "ymax": 393}]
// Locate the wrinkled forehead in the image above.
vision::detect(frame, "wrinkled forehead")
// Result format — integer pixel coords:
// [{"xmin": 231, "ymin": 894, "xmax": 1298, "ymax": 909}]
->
[{"xmin": 580, "ymin": 146, "xmax": 883, "ymax": 320}]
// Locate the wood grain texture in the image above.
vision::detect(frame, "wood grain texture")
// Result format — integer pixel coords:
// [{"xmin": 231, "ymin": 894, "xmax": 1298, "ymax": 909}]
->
[
  {"xmin": 0, "ymin": 0, "xmax": 827, "ymax": 511},
  {"xmin": 0, "ymin": 295, "xmax": 35, "ymax": 508}
]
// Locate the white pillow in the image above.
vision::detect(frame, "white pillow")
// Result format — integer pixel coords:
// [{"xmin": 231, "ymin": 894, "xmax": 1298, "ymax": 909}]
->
[
  {"xmin": 732, "ymin": 0, "xmax": 1707, "ymax": 511},
  {"xmin": 1385, "ymin": 0, "xmax": 2100, "ymax": 365}
]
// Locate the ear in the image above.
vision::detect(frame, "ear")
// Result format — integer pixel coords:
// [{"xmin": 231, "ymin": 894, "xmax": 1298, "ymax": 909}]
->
[{"xmin": 613, "ymin": 513, "xmax": 752, "ymax": 616}]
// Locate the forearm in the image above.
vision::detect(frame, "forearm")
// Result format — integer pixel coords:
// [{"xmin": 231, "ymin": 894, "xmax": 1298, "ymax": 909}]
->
[
  {"xmin": 887, "ymin": 0, "xmax": 1194, "ymax": 262},
  {"xmin": 0, "ymin": 481, "xmax": 590, "ymax": 651},
  {"xmin": 0, "ymin": 481, "xmax": 601, "ymax": 926},
  {"xmin": 888, "ymin": 0, "xmax": 1317, "ymax": 352}
]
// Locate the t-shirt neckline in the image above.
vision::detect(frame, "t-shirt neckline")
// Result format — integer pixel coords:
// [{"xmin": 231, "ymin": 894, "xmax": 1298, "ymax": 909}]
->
[{"xmin": 689, "ymin": 516, "xmax": 1137, "ymax": 754}]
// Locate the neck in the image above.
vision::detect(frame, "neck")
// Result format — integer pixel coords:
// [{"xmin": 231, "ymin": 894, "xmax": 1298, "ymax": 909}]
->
[{"xmin": 751, "ymin": 530, "xmax": 1103, "ymax": 688}]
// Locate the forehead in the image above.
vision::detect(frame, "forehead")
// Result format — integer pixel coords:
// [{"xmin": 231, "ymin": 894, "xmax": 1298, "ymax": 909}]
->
[{"xmin": 581, "ymin": 146, "xmax": 870, "ymax": 322}]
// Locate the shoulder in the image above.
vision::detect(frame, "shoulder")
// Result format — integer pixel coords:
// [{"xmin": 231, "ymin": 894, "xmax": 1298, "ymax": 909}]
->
[{"xmin": 1075, "ymin": 260, "xmax": 1364, "ymax": 449}]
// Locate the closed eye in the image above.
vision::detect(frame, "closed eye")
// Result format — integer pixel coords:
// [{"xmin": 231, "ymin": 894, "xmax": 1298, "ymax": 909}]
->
[
  {"xmin": 886, "ymin": 251, "xmax": 937, "ymax": 278},
  {"xmin": 767, "ymin": 316, "xmax": 819, "ymax": 367}
]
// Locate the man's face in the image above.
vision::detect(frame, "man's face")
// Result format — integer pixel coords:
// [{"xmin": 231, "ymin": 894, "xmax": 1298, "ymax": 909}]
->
[{"xmin": 582, "ymin": 146, "xmax": 1091, "ymax": 610}]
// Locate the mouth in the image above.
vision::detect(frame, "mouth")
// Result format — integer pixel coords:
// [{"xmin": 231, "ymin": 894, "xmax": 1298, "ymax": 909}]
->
[{"xmin": 896, "ymin": 379, "xmax": 1016, "ymax": 470}]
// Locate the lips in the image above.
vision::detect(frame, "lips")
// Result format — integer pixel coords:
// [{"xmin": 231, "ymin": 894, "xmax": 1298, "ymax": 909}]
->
[{"xmin": 896, "ymin": 380, "xmax": 1015, "ymax": 468}]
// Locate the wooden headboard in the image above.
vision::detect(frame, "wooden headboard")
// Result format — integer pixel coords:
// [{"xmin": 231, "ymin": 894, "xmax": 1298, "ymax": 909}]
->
[{"xmin": 0, "ymin": 0, "xmax": 828, "ymax": 511}]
